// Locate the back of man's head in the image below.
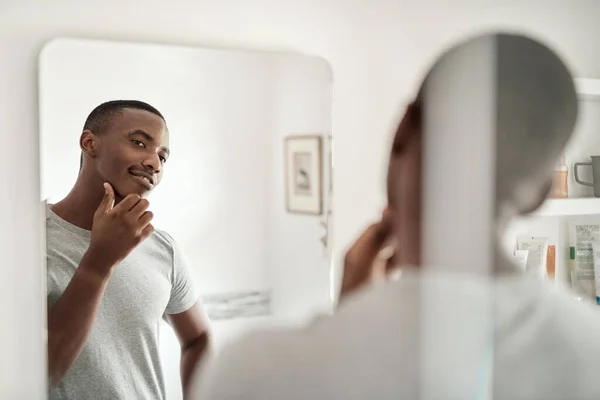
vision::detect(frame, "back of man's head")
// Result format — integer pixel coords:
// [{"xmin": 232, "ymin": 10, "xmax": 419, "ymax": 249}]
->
[
  {"xmin": 494, "ymin": 35, "xmax": 578, "ymax": 213},
  {"xmin": 421, "ymin": 34, "xmax": 578, "ymax": 217},
  {"xmin": 416, "ymin": 33, "xmax": 578, "ymax": 274}
]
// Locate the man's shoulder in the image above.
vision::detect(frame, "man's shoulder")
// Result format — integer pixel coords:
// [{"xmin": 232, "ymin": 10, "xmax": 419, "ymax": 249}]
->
[
  {"xmin": 199, "ymin": 274, "xmax": 600, "ymax": 398},
  {"xmin": 215, "ymin": 282, "xmax": 406, "ymax": 367},
  {"xmin": 141, "ymin": 227, "xmax": 186, "ymax": 253},
  {"xmin": 149, "ymin": 228, "xmax": 174, "ymax": 246},
  {"xmin": 139, "ymin": 229, "xmax": 187, "ymax": 269},
  {"xmin": 195, "ymin": 283, "xmax": 410, "ymax": 398},
  {"xmin": 494, "ymin": 281, "xmax": 600, "ymax": 398}
]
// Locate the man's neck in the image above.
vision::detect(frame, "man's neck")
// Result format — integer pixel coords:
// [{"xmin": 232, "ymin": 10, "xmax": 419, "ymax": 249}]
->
[{"xmin": 51, "ymin": 176, "xmax": 107, "ymax": 231}]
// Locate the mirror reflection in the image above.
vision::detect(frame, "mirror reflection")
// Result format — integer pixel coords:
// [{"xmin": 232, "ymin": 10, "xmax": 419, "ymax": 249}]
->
[{"xmin": 39, "ymin": 38, "xmax": 333, "ymax": 400}]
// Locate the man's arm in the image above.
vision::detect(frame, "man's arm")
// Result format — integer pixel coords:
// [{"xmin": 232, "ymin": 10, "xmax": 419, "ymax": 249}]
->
[
  {"xmin": 47, "ymin": 253, "xmax": 114, "ymax": 385},
  {"xmin": 167, "ymin": 302, "xmax": 211, "ymax": 398},
  {"xmin": 47, "ymin": 186, "xmax": 155, "ymax": 385}
]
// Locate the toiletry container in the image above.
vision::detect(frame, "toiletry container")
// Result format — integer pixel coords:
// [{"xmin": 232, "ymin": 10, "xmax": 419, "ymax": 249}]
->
[{"xmin": 550, "ymin": 152, "xmax": 568, "ymax": 198}]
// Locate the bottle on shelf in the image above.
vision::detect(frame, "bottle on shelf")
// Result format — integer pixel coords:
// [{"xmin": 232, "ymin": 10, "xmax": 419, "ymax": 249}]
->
[{"xmin": 550, "ymin": 152, "xmax": 569, "ymax": 198}]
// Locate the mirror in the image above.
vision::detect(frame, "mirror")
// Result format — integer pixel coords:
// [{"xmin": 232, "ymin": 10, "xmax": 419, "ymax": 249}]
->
[{"xmin": 39, "ymin": 38, "xmax": 333, "ymax": 400}]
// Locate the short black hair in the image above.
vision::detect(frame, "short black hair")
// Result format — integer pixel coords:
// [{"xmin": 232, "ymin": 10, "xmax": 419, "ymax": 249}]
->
[
  {"xmin": 79, "ymin": 100, "xmax": 166, "ymax": 170},
  {"xmin": 83, "ymin": 100, "xmax": 165, "ymax": 134}
]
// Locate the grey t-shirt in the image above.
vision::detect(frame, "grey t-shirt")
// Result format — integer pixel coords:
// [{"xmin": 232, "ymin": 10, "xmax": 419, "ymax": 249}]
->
[{"xmin": 46, "ymin": 206, "xmax": 198, "ymax": 400}]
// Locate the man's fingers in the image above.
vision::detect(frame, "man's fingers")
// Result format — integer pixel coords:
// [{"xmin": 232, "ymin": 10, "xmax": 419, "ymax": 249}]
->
[
  {"xmin": 130, "ymin": 199, "xmax": 150, "ymax": 218},
  {"xmin": 140, "ymin": 223, "xmax": 155, "ymax": 239},
  {"xmin": 346, "ymin": 219, "xmax": 392, "ymax": 266},
  {"xmin": 384, "ymin": 247, "xmax": 398, "ymax": 273},
  {"xmin": 340, "ymin": 208, "xmax": 396, "ymax": 299},
  {"xmin": 95, "ymin": 183, "xmax": 115, "ymax": 217},
  {"xmin": 113, "ymin": 194, "xmax": 142, "ymax": 213},
  {"xmin": 138, "ymin": 211, "xmax": 154, "ymax": 227}
]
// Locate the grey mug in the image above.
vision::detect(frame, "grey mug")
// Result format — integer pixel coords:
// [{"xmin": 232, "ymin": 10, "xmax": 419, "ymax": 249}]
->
[{"xmin": 574, "ymin": 156, "xmax": 600, "ymax": 197}]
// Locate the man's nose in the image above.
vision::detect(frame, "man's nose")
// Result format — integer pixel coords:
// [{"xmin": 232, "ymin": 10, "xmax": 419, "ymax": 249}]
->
[{"xmin": 143, "ymin": 153, "xmax": 161, "ymax": 173}]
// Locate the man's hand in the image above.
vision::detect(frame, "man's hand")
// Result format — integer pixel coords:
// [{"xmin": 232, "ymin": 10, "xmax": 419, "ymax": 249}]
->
[
  {"xmin": 86, "ymin": 182, "xmax": 155, "ymax": 274},
  {"xmin": 340, "ymin": 208, "xmax": 396, "ymax": 301}
]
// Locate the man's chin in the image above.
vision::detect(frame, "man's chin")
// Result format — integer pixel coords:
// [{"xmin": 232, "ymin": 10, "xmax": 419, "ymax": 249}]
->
[{"xmin": 112, "ymin": 184, "xmax": 150, "ymax": 202}]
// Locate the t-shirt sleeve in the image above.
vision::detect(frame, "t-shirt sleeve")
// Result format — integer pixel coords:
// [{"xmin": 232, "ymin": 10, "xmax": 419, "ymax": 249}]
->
[
  {"xmin": 46, "ymin": 261, "xmax": 57, "ymax": 295},
  {"xmin": 46, "ymin": 255, "xmax": 65, "ymax": 307},
  {"xmin": 163, "ymin": 232, "xmax": 199, "ymax": 314}
]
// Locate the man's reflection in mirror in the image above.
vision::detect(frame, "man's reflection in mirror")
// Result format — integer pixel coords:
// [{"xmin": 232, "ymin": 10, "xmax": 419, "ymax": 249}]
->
[{"xmin": 46, "ymin": 100, "xmax": 210, "ymax": 400}]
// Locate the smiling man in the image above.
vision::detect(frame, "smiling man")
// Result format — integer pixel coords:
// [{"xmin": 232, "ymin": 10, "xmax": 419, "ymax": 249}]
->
[{"xmin": 46, "ymin": 100, "xmax": 210, "ymax": 400}]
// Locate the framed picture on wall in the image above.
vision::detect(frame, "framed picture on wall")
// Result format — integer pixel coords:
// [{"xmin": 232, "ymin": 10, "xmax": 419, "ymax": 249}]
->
[{"xmin": 285, "ymin": 135, "xmax": 323, "ymax": 215}]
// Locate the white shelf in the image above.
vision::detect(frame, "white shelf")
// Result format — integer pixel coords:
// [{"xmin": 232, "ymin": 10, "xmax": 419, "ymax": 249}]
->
[
  {"xmin": 532, "ymin": 198, "xmax": 600, "ymax": 217},
  {"xmin": 575, "ymin": 78, "xmax": 600, "ymax": 99}
]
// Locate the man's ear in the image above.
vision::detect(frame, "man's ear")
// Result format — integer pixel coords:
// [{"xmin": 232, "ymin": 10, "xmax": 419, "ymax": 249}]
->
[{"xmin": 80, "ymin": 130, "xmax": 98, "ymax": 159}]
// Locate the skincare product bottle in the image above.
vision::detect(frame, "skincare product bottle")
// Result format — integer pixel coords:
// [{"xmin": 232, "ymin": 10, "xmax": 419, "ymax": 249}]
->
[
  {"xmin": 592, "ymin": 242, "xmax": 600, "ymax": 304},
  {"xmin": 570, "ymin": 246, "xmax": 576, "ymax": 279},
  {"xmin": 512, "ymin": 250, "xmax": 529, "ymax": 272},
  {"xmin": 570, "ymin": 246, "xmax": 584, "ymax": 302},
  {"xmin": 550, "ymin": 152, "xmax": 568, "ymax": 198},
  {"xmin": 546, "ymin": 245, "xmax": 556, "ymax": 279},
  {"xmin": 569, "ymin": 222, "xmax": 600, "ymax": 300},
  {"xmin": 517, "ymin": 236, "xmax": 549, "ymax": 280}
]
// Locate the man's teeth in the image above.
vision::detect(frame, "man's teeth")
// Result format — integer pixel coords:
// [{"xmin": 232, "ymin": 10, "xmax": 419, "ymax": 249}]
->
[{"xmin": 133, "ymin": 174, "xmax": 151, "ymax": 184}]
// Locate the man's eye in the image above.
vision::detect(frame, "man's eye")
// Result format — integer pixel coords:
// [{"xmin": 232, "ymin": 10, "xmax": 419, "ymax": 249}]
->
[
  {"xmin": 159, "ymin": 156, "xmax": 167, "ymax": 163},
  {"xmin": 132, "ymin": 140, "xmax": 145, "ymax": 148}
]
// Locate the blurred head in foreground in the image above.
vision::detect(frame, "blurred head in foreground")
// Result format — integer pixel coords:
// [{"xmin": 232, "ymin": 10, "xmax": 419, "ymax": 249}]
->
[{"xmin": 386, "ymin": 34, "xmax": 578, "ymax": 270}]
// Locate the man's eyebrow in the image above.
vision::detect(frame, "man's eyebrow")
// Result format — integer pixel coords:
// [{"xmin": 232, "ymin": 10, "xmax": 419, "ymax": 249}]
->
[
  {"xmin": 128, "ymin": 129, "xmax": 170, "ymax": 155},
  {"xmin": 128, "ymin": 129, "xmax": 153, "ymax": 141}
]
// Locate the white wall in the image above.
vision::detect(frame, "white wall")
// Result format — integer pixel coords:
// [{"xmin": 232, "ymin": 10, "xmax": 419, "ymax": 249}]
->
[
  {"xmin": 267, "ymin": 55, "xmax": 334, "ymax": 325},
  {"xmin": 2, "ymin": 0, "xmax": 600, "ymax": 398},
  {"xmin": 38, "ymin": 39, "xmax": 331, "ymax": 399}
]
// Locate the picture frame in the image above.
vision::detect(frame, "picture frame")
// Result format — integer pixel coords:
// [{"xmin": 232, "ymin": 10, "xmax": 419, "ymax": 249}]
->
[{"xmin": 284, "ymin": 135, "xmax": 323, "ymax": 215}]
